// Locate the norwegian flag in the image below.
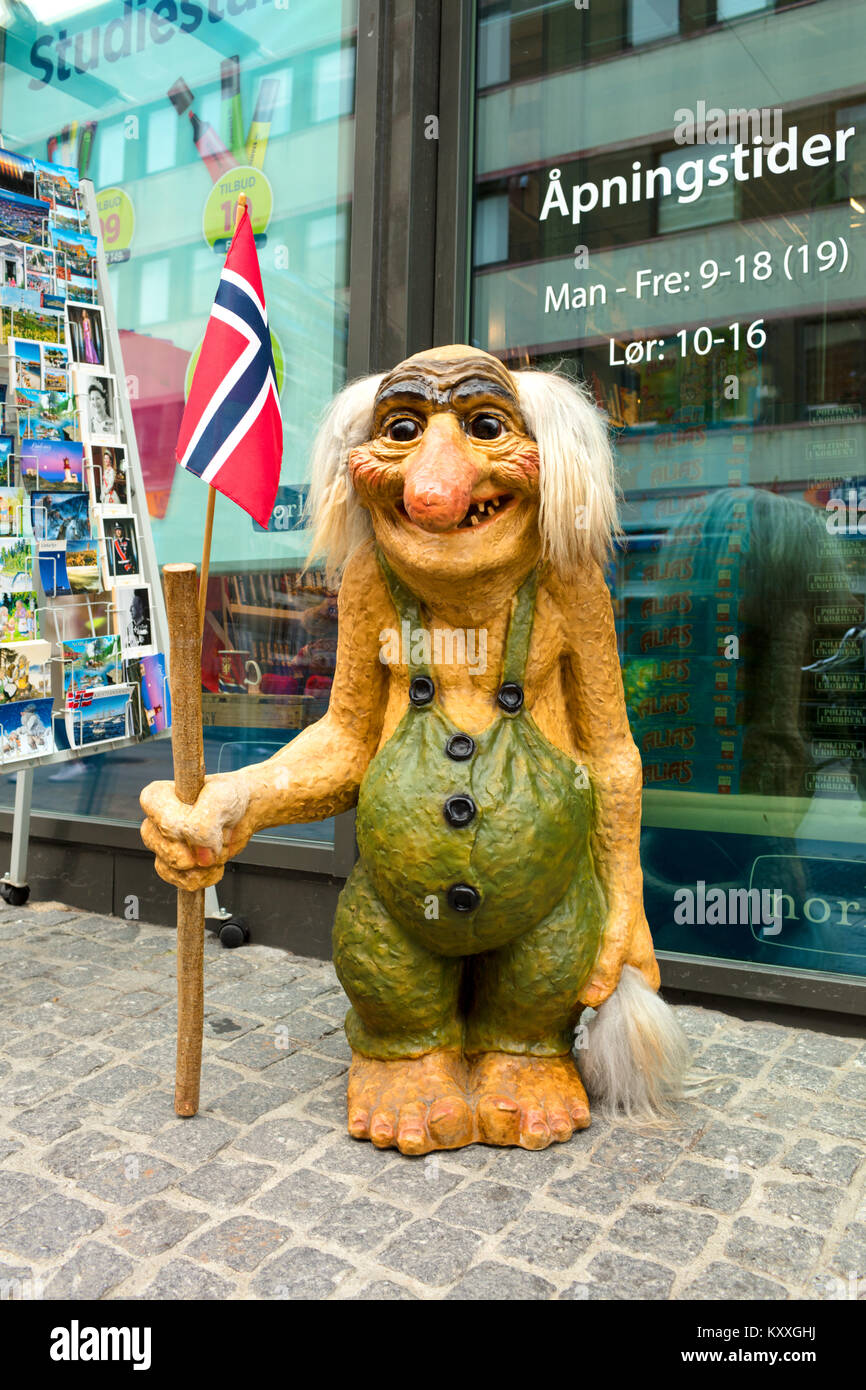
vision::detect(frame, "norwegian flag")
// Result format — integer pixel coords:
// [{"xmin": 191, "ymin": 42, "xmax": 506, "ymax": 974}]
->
[
  {"xmin": 175, "ymin": 203, "xmax": 282, "ymax": 527},
  {"xmin": 66, "ymin": 687, "xmax": 94, "ymax": 711}
]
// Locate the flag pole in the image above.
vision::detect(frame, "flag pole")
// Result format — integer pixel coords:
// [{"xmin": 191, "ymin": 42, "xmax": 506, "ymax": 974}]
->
[
  {"xmin": 197, "ymin": 192, "xmax": 246, "ymax": 636},
  {"xmin": 167, "ymin": 191, "xmax": 248, "ymax": 1117}
]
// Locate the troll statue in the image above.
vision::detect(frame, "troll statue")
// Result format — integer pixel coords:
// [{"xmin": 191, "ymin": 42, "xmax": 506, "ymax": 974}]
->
[{"xmin": 141, "ymin": 347, "xmax": 687, "ymax": 1154}]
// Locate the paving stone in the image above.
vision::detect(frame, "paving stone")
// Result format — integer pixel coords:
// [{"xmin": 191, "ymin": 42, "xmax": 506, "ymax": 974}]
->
[
  {"xmin": 369, "ymin": 1155, "xmax": 462, "ymax": 1206},
  {"xmin": 309, "ymin": 1194, "xmax": 409, "ymax": 1253},
  {"xmin": 153, "ymin": 1116, "xmax": 238, "ymax": 1165},
  {"xmin": 692, "ymin": 1043, "xmax": 765, "ymax": 1079},
  {"xmin": 11, "ymin": 1095, "xmax": 93, "ymax": 1141},
  {"xmin": 767, "ymin": 1058, "xmax": 836, "ymax": 1094},
  {"xmin": 549, "ymin": 1164, "xmax": 646, "ymax": 1216},
  {"xmin": 689, "ymin": 1080, "xmax": 742, "ymax": 1111},
  {"xmin": 0, "ymin": 1172, "xmax": 48, "ymax": 1224},
  {"xmin": 719, "ymin": 1023, "xmax": 788, "ymax": 1054},
  {"xmin": 434, "ymin": 1180, "xmax": 529, "ymax": 1235},
  {"xmin": 0, "ymin": 1139, "xmax": 22, "ymax": 1163},
  {"xmin": 610, "ymin": 1203, "xmax": 717, "ymax": 1263},
  {"xmin": 591, "ymin": 1131, "xmax": 683, "ymax": 1182},
  {"xmin": 684, "ymin": 1260, "xmax": 788, "ymax": 1300},
  {"xmin": 8, "ymin": 979, "xmax": 65, "ymax": 1006},
  {"xmin": 498, "ymin": 1209, "xmax": 599, "ymax": 1269},
  {"xmin": 79, "ymin": 1152, "xmax": 182, "ymax": 1204},
  {"xmin": 43, "ymin": 1241, "xmax": 134, "ymax": 1299},
  {"xmin": 691, "ymin": 1121, "xmax": 784, "ymax": 1168},
  {"xmin": 0, "ymin": 1193, "xmax": 103, "ymax": 1259},
  {"xmin": 43, "ymin": 1130, "xmax": 123, "ymax": 1180},
  {"xmin": 729, "ymin": 1090, "xmax": 815, "ymax": 1131},
  {"xmin": 380, "ymin": 1218, "xmax": 483, "ymax": 1287},
  {"xmin": 0, "ymin": 1069, "xmax": 62, "ymax": 1108},
  {"xmin": 252, "ymin": 1244, "xmax": 354, "ymax": 1298},
  {"xmin": 105, "ymin": 990, "xmax": 163, "ymax": 1018},
  {"xmin": 251, "ymin": 1168, "xmax": 350, "ymax": 1225},
  {"xmin": 835, "ymin": 1071, "xmax": 866, "ymax": 1103},
  {"xmin": 827, "ymin": 1224, "xmax": 866, "ymax": 1279},
  {"xmin": 3, "ymin": 1032, "xmax": 67, "ymax": 1060},
  {"xmin": 216, "ymin": 1029, "xmax": 299, "ymax": 1069},
  {"xmin": 53, "ymin": 1010, "xmax": 115, "ymax": 1039},
  {"xmin": 812, "ymin": 1103, "xmax": 866, "ymax": 1144},
  {"xmin": 782, "ymin": 1138, "xmax": 864, "ymax": 1184},
  {"xmin": 186, "ymin": 1216, "xmax": 288, "ymax": 1272},
  {"xmin": 725, "ymin": 1216, "xmax": 824, "ymax": 1280},
  {"xmin": 273, "ymin": 1009, "xmax": 341, "ymax": 1045},
  {"xmin": 0, "ymin": 1260, "xmax": 42, "ymax": 1299},
  {"xmin": 140, "ymin": 1259, "xmax": 233, "ymax": 1300},
  {"xmin": 210, "ymin": 1084, "xmax": 289, "ymax": 1125},
  {"xmin": 233, "ymin": 1116, "xmax": 329, "ymax": 1162},
  {"xmin": 311, "ymin": 1033, "xmax": 353, "ymax": 1063},
  {"xmin": 302, "ymin": 1086, "xmax": 347, "ymax": 1130},
  {"xmin": 177, "ymin": 1158, "xmax": 273, "ymax": 1207},
  {"xmin": 759, "ymin": 1179, "xmax": 843, "ymax": 1227},
  {"xmin": 657, "ymin": 1159, "xmax": 752, "ymax": 1214},
  {"xmin": 74, "ymin": 1065, "xmax": 157, "ymax": 1103},
  {"xmin": 7, "ymin": 1003, "xmax": 69, "ymax": 1032},
  {"xmin": 571, "ymin": 1250, "xmax": 675, "ymax": 1301},
  {"xmin": 108, "ymin": 1199, "xmax": 204, "ymax": 1257},
  {"xmin": 786, "ymin": 1033, "xmax": 859, "ymax": 1069},
  {"xmin": 44, "ymin": 1045, "xmax": 116, "ymax": 1082},
  {"xmin": 354, "ymin": 1280, "xmax": 417, "ymax": 1300},
  {"xmin": 279, "ymin": 1051, "xmax": 348, "ymax": 1093},
  {"xmin": 447, "ymin": 1260, "xmax": 555, "ymax": 1300},
  {"xmin": 202, "ymin": 1012, "xmax": 261, "ymax": 1043},
  {"xmin": 113, "ymin": 1089, "xmax": 176, "ymax": 1136}
]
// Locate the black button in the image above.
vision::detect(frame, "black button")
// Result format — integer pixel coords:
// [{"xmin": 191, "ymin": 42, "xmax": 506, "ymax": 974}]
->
[
  {"xmin": 447, "ymin": 883, "xmax": 480, "ymax": 912},
  {"xmin": 444, "ymin": 794, "xmax": 476, "ymax": 828},
  {"xmin": 497, "ymin": 682, "xmax": 524, "ymax": 712},
  {"xmin": 409, "ymin": 676, "xmax": 434, "ymax": 706},
  {"xmin": 445, "ymin": 733, "xmax": 475, "ymax": 761}
]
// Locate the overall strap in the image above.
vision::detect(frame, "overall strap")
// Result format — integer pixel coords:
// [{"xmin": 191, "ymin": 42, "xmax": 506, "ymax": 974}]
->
[
  {"xmin": 374, "ymin": 546, "xmax": 431, "ymax": 678},
  {"xmin": 501, "ymin": 568, "xmax": 539, "ymax": 686}
]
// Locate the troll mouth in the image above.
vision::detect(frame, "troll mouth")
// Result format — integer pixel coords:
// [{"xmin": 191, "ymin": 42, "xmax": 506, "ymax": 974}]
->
[{"xmin": 395, "ymin": 493, "xmax": 517, "ymax": 531}]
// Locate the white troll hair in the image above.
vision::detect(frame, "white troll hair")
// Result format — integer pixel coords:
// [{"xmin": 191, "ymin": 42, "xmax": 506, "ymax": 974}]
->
[
  {"xmin": 513, "ymin": 368, "xmax": 620, "ymax": 570},
  {"xmin": 304, "ymin": 362, "xmax": 619, "ymax": 579},
  {"xmin": 577, "ymin": 966, "xmax": 691, "ymax": 1123},
  {"xmin": 304, "ymin": 373, "xmax": 382, "ymax": 583}
]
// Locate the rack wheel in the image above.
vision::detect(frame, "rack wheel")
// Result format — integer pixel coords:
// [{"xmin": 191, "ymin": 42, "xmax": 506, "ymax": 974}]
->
[
  {"xmin": 218, "ymin": 917, "xmax": 249, "ymax": 949},
  {"xmin": 0, "ymin": 881, "xmax": 30, "ymax": 907}
]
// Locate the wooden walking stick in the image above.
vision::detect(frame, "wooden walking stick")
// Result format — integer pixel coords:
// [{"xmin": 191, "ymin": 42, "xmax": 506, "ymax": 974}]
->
[{"xmin": 164, "ymin": 561, "xmax": 207, "ymax": 1116}]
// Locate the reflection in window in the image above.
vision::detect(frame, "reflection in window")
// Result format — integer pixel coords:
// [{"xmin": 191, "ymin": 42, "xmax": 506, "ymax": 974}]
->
[
  {"xmin": 474, "ymin": 192, "xmax": 510, "ymax": 266},
  {"xmin": 717, "ymin": 0, "xmax": 773, "ymax": 19},
  {"xmin": 97, "ymin": 120, "xmax": 125, "ymax": 186},
  {"xmin": 628, "ymin": 0, "xmax": 678, "ymax": 47},
  {"xmin": 146, "ymin": 106, "xmax": 177, "ymax": 175},
  {"xmin": 478, "ymin": 9, "xmax": 511, "ymax": 89},
  {"xmin": 657, "ymin": 146, "xmax": 739, "ymax": 233},
  {"xmin": 139, "ymin": 257, "xmax": 170, "ymax": 327},
  {"xmin": 312, "ymin": 47, "xmax": 355, "ymax": 124}
]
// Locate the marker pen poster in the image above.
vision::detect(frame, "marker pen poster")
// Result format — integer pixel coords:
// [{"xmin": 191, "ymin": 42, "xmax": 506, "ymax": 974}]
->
[{"xmin": 245, "ymin": 77, "xmax": 280, "ymax": 170}]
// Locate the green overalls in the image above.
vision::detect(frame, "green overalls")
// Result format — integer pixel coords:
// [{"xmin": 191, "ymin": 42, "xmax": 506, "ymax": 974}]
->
[{"xmin": 332, "ymin": 551, "xmax": 606, "ymax": 1060}]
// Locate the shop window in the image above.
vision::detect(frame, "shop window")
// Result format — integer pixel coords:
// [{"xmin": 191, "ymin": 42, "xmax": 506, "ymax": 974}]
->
[
  {"xmin": 312, "ymin": 46, "xmax": 355, "ymax": 125},
  {"xmin": 146, "ymin": 107, "xmax": 177, "ymax": 176},
  {"xmin": 628, "ymin": 0, "xmax": 679, "ymax": 47}
]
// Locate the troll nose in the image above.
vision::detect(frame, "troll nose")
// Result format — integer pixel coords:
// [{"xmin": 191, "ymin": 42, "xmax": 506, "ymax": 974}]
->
[{"xmin": 403, "ymin": 433, "xmax": 479, "ymax": 532}]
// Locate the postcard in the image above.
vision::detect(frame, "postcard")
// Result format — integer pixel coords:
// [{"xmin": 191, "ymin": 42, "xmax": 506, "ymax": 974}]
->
[
  {"xmin": 52, "ymin": 203, "xmax": 84, "ymax": 233},
  {"xmin": 128, "ymin": 653, "xmax": 170, "ymax": 737},
  {"xmin": 99, "ymin": 513, "xmax": 140, "ymax": 586},
  {"xmin": 10, "ymin": 337, "xmax": 43, "ymax": 392},
  {"xmin": 74, "ymin": 368, "xmax": 118, "ymax": 443},
  {"xmin": 114, "ymin": 584, "xmax": 153, "ymax": 658},
  {"xmin": 50, "ymin": 227, "xmax": 96, "ymax": 277},
  {"xmin": 0, "ymin": 640, "xmax": 50, "ymax": 704},
  {"xmin": 66, "ymin": 535, "xmax": 100, "ymax": 593},
  {"xmin": 30, "ymin": 489, "xmax": 90, "ymax": 542},
  {"xmin": 20, "ymin": 438, "xmax": 85, "ymax": 492},
  {"xmin": 0, "ymin": 486, "xmax": 25, "ymax": 534},
  {"xmin": 0, "ymin": 536, "xmax": 33, "ymax": 585},
  {"xmin": 88, "ymin": 443, "xmax": 127, "ymax": 511},
  {"xmin": 61, "ymin": 634, "xmax": 121, "ymax": 693},
  {"xmin": 0, "ymin": 695, "xmax": 54, "ymax": 761},
  {"xmin": 0, "ymin": 439, "xmax": 13, "ymax": 488},
  {"xmin": 42, "ymin": 341, "xmax": 69, "ymax": 392},
  {"xmin": 34, "ymin": 159, "xmax": 80, "ymax": 206},
  {"xmin": 0, "ymin": 188, "xmax": 50, "ymax": 246},
  {"xmin": 0, "ymin": 590, "xmax": 39, "ymax": 641},
  {"xmin": 10, "ymin": 305, "xmax": 63, "ymax": 343},
  {"xmin": 66, "ymin": 302, "xmax": 105, "ymax": 367},
  {"xmin": 66, "ymin": 683, "xmax": 131, "ymax": 749},
  {"xmin": 26, "ymin": 245, "xmax": 53, "ymax": 275},
  {"xmin": 38, "ymin": 541, "xmax": 70, "ymax": 596}
]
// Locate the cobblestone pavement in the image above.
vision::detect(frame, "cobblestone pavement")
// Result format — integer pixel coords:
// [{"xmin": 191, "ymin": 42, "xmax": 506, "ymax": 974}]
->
[{"xmin": 0, "ymin": 901, "xmax": 863, "ymax": 1301}]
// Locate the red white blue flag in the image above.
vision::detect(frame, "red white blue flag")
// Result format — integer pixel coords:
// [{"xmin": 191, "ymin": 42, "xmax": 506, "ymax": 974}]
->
[{"xmin": 176, "ymin": 203, "xmax": 282, "ymax": 528}]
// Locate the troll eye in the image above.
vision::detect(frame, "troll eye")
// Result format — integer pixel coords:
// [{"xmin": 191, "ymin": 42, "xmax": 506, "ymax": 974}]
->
[
  {"xmin": 385, "ymin": 417, "xmax": 422, "ymax": 443},
  {"xmin": 468, "ymin": 414, "xmax": 505, "ymax": 441}
]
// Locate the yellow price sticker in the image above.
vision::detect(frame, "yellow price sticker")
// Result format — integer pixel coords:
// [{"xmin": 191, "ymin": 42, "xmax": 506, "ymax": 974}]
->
[
  {"xmin": 96, "ymin": 187, "xmax": 135, "ymax": 260},
  {"xmin": 202, "ymin": 166, "xmax": 273, "ymax": 248}
]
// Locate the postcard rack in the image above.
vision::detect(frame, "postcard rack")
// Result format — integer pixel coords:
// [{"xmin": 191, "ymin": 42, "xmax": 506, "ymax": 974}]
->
[{"xmin": 0, "ymin": 161, "xmax": 171, "ymax": 905}]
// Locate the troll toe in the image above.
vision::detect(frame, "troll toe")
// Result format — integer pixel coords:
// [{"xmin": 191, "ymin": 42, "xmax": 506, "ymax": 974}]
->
[{"xmin": 471, "ymin": 1052, "xmax": 590, "ymax": 1149}]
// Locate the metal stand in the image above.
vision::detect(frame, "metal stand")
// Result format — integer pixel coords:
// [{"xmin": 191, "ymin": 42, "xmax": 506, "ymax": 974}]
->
[
  {"xmin": 204, "ymin": 881, "xmax": 249, "ymax": 949},
  {"xmin": 0, "ymin": 769, "xmax": 33, "ymax": 905}
]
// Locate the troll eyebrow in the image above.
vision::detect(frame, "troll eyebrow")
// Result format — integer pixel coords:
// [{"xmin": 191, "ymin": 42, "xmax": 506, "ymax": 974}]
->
[
  {"xmin": 449, "ymin": 376, "xmax": 518, "ymax": 408},
  {"xmin": 373, "ymin": 379, "xmax": 437, "ymax": 414}
]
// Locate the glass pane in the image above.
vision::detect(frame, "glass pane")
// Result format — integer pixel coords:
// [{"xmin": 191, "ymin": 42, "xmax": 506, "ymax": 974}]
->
[
  {"xmin": 471, "ymin": 0, "xmax": 866, "ymax": 979},
  {"xmin": 0, "ymin": 1, "xmax": 357, "ymax": 849}
]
